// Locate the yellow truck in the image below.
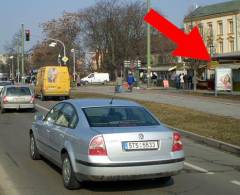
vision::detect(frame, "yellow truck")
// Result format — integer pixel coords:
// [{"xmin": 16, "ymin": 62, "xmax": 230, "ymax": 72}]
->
[{"xmin": 35, "ymin": 66, "xmax": 70, "ymax": 101}]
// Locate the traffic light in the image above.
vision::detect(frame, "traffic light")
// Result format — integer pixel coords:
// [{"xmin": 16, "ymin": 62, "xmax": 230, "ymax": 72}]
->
[{"xmin": 25, "ymin": 30, "xmax": 30, "ymax": 41}]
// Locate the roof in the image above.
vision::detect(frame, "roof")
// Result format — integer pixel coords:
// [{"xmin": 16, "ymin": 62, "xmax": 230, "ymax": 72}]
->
[
  {"xmin": 184, "ymin": 0, "xmax": 240, "ymax": 21},
  {"xmin": 65, "ymin": 98, "xmax": 141, "ymax": 108}
]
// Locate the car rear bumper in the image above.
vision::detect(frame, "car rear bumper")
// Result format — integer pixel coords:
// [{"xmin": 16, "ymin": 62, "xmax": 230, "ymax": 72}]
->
[
  {"xmin": 43, "ymin": 92, "xmax": 70, "ymax": 97},
  {"xmin": 2, "ymin": 103, "xmax": 34, "ymax": 109},
  {"xmin": 75, "ymin": 158, "xmax": 184, "ymax": 181}
]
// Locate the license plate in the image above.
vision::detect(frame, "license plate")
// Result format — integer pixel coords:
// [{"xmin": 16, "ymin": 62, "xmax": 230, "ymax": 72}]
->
[
  {"xmin": 15, "ymin": 98, "xmax": 25, "ymax": 102},
  {"xmin": 123, "ymin": 141, "xmax": 159, "ymax": 151}
]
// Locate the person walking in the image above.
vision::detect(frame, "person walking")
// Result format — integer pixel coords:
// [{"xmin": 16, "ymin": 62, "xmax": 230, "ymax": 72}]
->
[
  {"xmin": 188, "ymin": 75, "xmax": 192, "ymax": 89},
  {"xmin": 183, "ymin": 74, "xmax": 188, "ymax": 89},
  {"xmin": 115, "ymin": 74, "xmax": 123, "ymax": 93},
  {"xmin": 127, "ymin": 72, "xmax": 135, "ymax": 92},
  {"xmin": 180, "ymin": 73, "xmax": 184, "ymax": 89},
  {"xmin": 175, "ymin": 74, "xmax": 180, "ymax": 89}
]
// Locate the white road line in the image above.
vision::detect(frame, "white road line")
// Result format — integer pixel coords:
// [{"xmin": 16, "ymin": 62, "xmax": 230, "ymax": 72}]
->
[
  {"xmin": 184, "ymin": 162, "xmax": 214, "ymax": 174},
  {"xmin": 35, "ymin": 103, "xmax": 215, "ymax": 176},
  {"xmin": 230, "ymin": 180, "xmax": 240, "ymax": 187},
  {"xmin": 35, "ymin": 104, "xmax": 50, "ymax": 112}
]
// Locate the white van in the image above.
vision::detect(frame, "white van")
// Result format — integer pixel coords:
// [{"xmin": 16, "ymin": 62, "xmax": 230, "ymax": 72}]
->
[{"xmin": 81, "ymin": 72, "xmax": 110, "ymax": 84}]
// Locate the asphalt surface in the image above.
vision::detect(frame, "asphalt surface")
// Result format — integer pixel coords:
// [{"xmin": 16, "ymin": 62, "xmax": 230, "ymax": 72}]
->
[
  {"xmin": 76, "ymin": 86, "xmax": 240, "ymax": 119},
  {"xmin": 0, "ymin": 99, "xmax": 239, "ymax": 195}
]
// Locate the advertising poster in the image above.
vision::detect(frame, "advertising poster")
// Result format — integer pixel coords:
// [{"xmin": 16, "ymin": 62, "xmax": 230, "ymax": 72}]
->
[
  {"xmin": 163, "ymin": 80, "xmax": 169, "ymax": 88},
  {"xmin": 216, "ymin": 68, "xmax": 232, "ymax": 91},
  {"xmin": 48, "ymin": 68, "xmax": 58, "ymax": 83}
]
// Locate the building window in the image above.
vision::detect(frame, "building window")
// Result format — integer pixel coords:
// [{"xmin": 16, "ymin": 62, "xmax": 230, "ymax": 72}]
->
[
  {"xmin": 229, "ymin": 39, "xmax": 234, "ymax": 52},
  {"xmin": 217, "ymin": 21, "xmax": 223, "ymax": 35},
  {"xmin": 198, "ymin": 23, "xmax": 203, "ymax": 37},
  {"xmin": 228, "ymin": 19, "xmax": 233, "ymax": 34},
  {"xmin": 207, "ymin": 22, "xmax": 213, "ymax": 37},
  {"xmin": 218, "ymin": 41, "xmax": 223, "ymax": 53}
]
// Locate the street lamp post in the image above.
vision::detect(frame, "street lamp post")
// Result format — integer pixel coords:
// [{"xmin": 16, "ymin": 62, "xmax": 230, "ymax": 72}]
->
[
  {"xmin": 210, "ymin": 44, "xmax": 217, "ymax": 96},
  {"xmin": 9, "ymin": 56, "xmax": 14, "ymax": 80},
  {"xmin": 147, "ymin": 0, "xmax": 151, "ymax": 88},
  {"xmin": 71, "ymin": 49, "xmax": 78, "ymax": 82},
  {"xmin": 48, "ymin": 38, "xmax": 67, "ymax": 65}
]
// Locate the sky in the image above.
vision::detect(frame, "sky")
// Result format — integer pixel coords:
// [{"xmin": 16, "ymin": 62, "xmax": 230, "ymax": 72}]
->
[{"xmin": 0, "ymin": 0, "xmax": 232, "ymax": 53}]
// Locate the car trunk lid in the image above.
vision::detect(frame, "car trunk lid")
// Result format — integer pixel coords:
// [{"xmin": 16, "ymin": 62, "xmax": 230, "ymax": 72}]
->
[{"xmin": 91, "ymin": 126, "xmax": 173, "ymax": 162}]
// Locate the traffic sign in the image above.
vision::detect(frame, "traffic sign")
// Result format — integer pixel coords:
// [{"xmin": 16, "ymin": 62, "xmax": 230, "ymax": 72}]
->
[
  {"xmin": 124, "ymin": 60, "xmax": 131, "ymax": 68},
  {"xmin": 62, "ymin": 56, "xmax": 69, "ymax": 63}
]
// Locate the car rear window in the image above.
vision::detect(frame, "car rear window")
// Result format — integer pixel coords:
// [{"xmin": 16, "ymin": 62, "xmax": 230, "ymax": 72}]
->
[
  {"xmin": 6, "ymin": 87, "xmax": 31, "ymax": 96},
  {"xmin": 83, "ymin": 106, "xmax": 159, "ymax": 127}
]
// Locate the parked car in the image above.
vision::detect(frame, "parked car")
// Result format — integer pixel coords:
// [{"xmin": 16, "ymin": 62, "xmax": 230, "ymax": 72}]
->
[
  {"xmin": 34, "ymin": 66, "xmax": 70, "ymax": 101},
  {"xmin": 0, "ymin": 81, "xmax": 12, "ymax": 93},
  {"xmin": 30, "ymin": 99, "xmax": 184, "ymax": 189},
  {"xmin": 81, "ymin": 72, "xmax": 109, "ymax": 85},
  {"xmin": 0, "ymin": 85, "xmax": 35, "ymax": 113}
]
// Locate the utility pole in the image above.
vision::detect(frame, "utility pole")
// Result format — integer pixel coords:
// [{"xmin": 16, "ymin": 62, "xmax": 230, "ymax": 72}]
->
[
  {"xmin": 147, "ymin": 0, "xmax": 151, "ymax": 88},
  {"xmin": 71, "ymin": 49, "xmax": 76, "ymax": 82},
  {"xmin": 21, "ymin": 24, "xmax": 25, "ymax": 83},
  {"xmin": 17, "ymin": 38, "xmax": 20, "ymax": 83}
]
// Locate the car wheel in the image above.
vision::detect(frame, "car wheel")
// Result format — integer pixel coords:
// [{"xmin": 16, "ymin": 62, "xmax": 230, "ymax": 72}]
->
[
  {"xmin": 30, "ymin": 133, "xmax": 41, "ymax": 160},
  {"xmin": 40, "ymin": 92, "xmax": 45, "ymax": 101},
  {"xmin": 62, "ymin": 153, "xmax": 81, "ymax": 190}
]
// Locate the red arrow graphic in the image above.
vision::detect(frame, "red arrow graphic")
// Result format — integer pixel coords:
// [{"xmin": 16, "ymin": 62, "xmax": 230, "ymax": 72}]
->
[{"xmin": 144, "ymin": 9, "xmax": 211, "ymax": 61}]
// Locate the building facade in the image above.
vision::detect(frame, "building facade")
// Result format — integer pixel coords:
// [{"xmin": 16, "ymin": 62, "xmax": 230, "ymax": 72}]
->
[
  {"xmin": 184, "ymin": 1, "xmax": 240, "ymax": 55},
  {"xmin": 184, "ymin": 0, "xmax": 240, "ymax": 91},
  {"xmin": 0, "ymin": 54, "xmax": 7, "ymax": 65}
]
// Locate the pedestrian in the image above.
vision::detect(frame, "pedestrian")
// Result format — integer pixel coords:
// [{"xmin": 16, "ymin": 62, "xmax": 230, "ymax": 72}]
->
[
  {"xmin": 77, "ymin": 74, "xmax": 81, "ymax": 87},
  {"xmin": 183, "ymin": 74, "xmax": 188, "ymax": 89},
  {"xmin": 115, "ymin": 73, "xmax": 123, "ymax": 93},
  {"xmin": 175, "ymin": 74, "xmax": 180, "ymax": 89},
  {"xmin": 127, "ymin": 72, "xmax": 135, "ymax": 92},
  {"xmin": 188, "ymin": 75, "xmax": 192, "ymax": 89},
  {"xmin": 180, "ymin": 73, "xmax": 184, "ymax": 89}
]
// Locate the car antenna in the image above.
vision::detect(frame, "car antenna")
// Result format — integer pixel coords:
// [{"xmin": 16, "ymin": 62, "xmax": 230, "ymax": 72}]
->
[{"xmin": 110, "ymin": 88, "xmax": 117, "ymax": 105}]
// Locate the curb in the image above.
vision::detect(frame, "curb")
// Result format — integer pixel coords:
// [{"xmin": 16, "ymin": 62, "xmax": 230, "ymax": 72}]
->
[{"xmin": 166, "ymin": 125, "xmax": 240, "ymax": 157}]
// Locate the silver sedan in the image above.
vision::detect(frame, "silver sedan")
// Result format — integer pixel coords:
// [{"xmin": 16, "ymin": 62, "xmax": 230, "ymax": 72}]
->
[
  {"xmin": 30, "ymin": 99, "xmax": 184, "ymax": 189},
  {"xmin": 0, "ymin": 85, "xmax": 35, "ymax": 113}
]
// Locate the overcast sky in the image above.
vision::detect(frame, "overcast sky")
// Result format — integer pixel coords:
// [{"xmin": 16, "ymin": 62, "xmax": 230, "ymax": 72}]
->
[{"xmin": 0, "ymin": 0, "xmax": 231, "ymax": 52}]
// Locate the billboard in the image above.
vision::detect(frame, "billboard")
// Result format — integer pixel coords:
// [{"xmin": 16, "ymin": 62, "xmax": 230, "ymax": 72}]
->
[{"xmin": 216, "ymin": 68, "xmax": 232, "ymax": 91}]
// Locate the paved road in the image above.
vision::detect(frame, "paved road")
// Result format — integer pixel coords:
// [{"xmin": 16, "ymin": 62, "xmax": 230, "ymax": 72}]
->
[
  {"xmin": 0, "ymin": 99, "xmax": 239, "ymax": 195},
  {"xmin": 75, "ymin": 86, "xmax": 240, "ymax": 119}
]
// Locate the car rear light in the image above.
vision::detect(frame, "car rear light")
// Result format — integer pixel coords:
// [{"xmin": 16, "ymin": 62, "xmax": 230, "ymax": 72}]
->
[
  {"xmin": 172, "ymin": 132, "xmax": 183, "ymax": 152},
  {"xmin": 30, "ymin": 96, "xmax": 35, "ymax": 103},
  {"xmin": 3, "ymin": 96, "xmax": 8, "ymax": 104},
  {"xmin": 89, "ymin": 135, "xmax": 107, "ymax": 156}
]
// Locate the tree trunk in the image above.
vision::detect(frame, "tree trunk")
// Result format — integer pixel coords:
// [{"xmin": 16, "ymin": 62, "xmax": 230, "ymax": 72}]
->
[{"xmin": 193, "ymin": 68, "xmax": 197, "ymax": 92}]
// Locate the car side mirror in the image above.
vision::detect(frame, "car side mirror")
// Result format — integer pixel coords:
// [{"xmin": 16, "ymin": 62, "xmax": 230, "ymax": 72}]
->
[{"xmin": 34, "ymin": 112, "xmax": 45, "ymax": 121}]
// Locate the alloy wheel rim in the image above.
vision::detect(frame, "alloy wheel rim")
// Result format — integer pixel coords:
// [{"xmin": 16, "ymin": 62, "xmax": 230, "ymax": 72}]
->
[{"xmin": 63, "ymin": 158, "xmax": 71, "ymax": 184}]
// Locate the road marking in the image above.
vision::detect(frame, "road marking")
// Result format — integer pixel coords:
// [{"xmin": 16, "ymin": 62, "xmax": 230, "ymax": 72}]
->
[
  {"xmin": 230, "ymin": 180, "xmax": 240, "ymax": 187},
  {"xmin": 35, "ymin": 104, "xmax": 50, "ymax": 112},
  {"xmin": 184, "ymin": 162, "xmax": 214, "ymax": 174}
]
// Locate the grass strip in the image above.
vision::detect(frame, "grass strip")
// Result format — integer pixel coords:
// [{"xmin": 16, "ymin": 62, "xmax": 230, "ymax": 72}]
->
[{"xmin": 71, "ymin": 91, "xmax": 240, "ymax": 146}]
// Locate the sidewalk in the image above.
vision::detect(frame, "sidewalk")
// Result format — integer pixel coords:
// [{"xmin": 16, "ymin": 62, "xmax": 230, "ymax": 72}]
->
[{"xmin": 75, "ymin": 85, "xmax": 240, "ymax": 119}]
